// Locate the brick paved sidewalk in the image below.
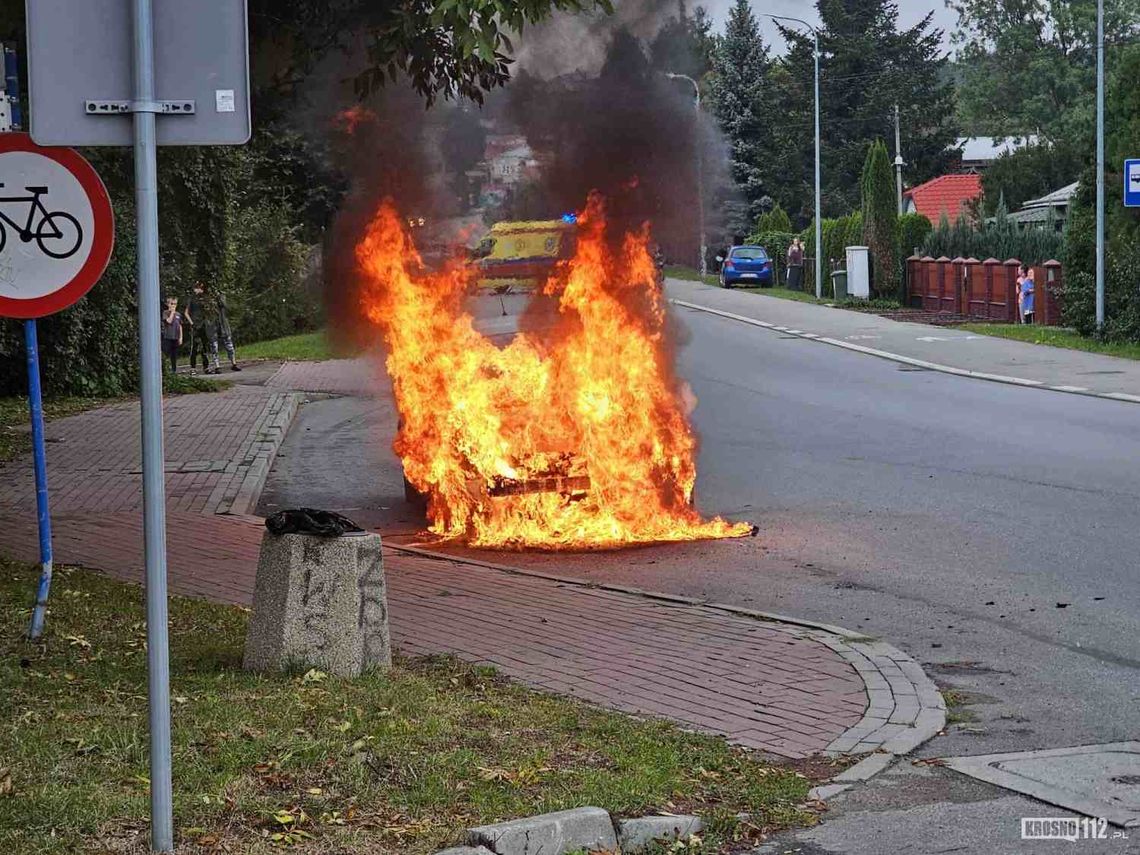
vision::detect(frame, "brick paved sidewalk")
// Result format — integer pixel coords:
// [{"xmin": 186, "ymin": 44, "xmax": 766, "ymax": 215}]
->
[
  {"xmin": 0, "ymin": 386, "xmax": 298, "ymax": 517},
  {"xmin": 0, "ymin": 508, "xmax": 866, "ymax": 758},
  {"xmin": 0, "ymin": 371, "xmax": 944, "ymax": 762}
]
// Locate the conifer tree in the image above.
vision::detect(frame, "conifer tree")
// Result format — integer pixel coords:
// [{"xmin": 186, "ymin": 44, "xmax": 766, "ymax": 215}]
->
[
  {"xmin": 711, "ymin": 0, "xmax": 775, "ymax": 228},
  {"xmin": 860, "ymin": 140, "xmax": 899, "ymax": 298}
]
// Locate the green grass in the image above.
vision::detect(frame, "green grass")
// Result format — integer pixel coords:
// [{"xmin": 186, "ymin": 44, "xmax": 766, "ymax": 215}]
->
[
  {"xmin": 163, "ymin": 373, "xmax": 223, "ymax": 396},
  {"xmin": 736, "ymin": 286, "xmax": 822, "ymax": 304},
  {"xmin": 0, "ymin": 560, "xmax": 816, "ymax": 854},
  {"xmin": 959, "ymin": 324, "xmax": 1140, "ymax": 361},
  {"xmin": 664, "ymin": 266, "xmax": 904, "ymax": 312},
  {"xmin": 663, "ymin": 265, "xmax": 719, "ymax": 286},
  {"xmin": 240, "ymin": 331, "xmax": 334, "ymax": 362}
]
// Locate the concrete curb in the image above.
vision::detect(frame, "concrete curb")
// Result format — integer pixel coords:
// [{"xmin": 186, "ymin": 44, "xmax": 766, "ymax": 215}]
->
[
  {"xmin": 211, "ymin": 391, "xmax": 302, "ymax": 516},
  {"xmin": 451, "ymin": 807, "xmax": 702, "ymax": 855},
  {"xmin": 670, "ymin": 298, "xmax": 1140, "ymax": 406},
  {"xmin": 383, "ymin": 542, "xmax": 944, "ymax": 790}
]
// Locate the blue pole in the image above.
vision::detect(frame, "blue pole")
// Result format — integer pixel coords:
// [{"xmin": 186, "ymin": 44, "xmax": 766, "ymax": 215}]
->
[{"xmin": 25, "ymin": 319, "xmax": 54, "ymax": 640}]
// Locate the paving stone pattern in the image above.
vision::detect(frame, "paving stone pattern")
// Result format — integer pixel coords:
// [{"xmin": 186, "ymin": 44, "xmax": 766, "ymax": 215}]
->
[
  {"xmin": 0, "ymin": 386, "xmax": 297, "ymax": 517},
  {"xmin": 0, "ymin": 369, "xmax": 955, "ymax": 762},
  {"xmin": 0, "ymin": 504, "xmax": 866, "ymax": 758},
  {"xmin": 387, "ymin": 554, "xmax": 867, "ymax": 758},
  {"xmin": 266, "ymin": 358, "xmax": 381, "ymax": 397}
]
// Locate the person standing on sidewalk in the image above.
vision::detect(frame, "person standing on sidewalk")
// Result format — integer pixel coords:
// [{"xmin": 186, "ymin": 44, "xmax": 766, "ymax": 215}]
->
[
  {"xmin": 786, "ymin": 238, "xmax": 805, "ymax": 292},
  {"xmin": 1019, "ymin": 265, "xmax": 1036, "ymax": 325},
  {"xmin": 160, "ymin": 296, "xmax": 183, "ymax": 374},
  {"xmin": 211, "ymin": 285, "xmax": 242, "ymax": 372},
  {"xmin": 185, "ymin": 283, "xmax": 210, "ymax": 374}
]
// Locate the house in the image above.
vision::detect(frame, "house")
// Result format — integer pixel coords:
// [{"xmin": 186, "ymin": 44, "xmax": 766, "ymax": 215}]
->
[
  {"xmin": 1009, "ymin": 182, "xmax": 1079, "ymax": 231},
  {"xmin": 903, "ymin": 174, "xmax": 983, "ymax": 224},
  {"xmin": 952, "ymin": 135, "xmax": 1039, "ymax": 172}
]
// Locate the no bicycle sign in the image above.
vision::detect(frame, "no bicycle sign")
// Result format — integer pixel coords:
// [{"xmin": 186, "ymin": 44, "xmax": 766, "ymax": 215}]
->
[{"xmin": 0, "ymin": 132, "xmax": 114, "ymax": 318}]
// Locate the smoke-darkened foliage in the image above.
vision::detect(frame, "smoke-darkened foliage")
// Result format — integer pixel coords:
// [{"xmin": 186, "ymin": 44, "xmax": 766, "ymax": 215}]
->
[{"xmin": 494, "ymin": 24, "xmax": 728, "ymax": 263}]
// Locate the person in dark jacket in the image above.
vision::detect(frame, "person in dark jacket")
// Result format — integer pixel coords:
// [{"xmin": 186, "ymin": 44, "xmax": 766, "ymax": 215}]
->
[
  {"xmin": 185, "ymin": 282, "xmax": 210, "ymax": 374},
  {"xmin": 203, "ymin": 283, "xmax": 241, "ymax": 373}
]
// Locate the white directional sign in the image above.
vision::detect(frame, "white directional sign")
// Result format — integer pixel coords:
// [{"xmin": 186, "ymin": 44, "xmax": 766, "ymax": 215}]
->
[
  {"xmin": 1125, "ymin": 159, "xmax": 1140, "ymax": 208},
  {"xmin": 0, "ymin": 133, "xmax": 114, "ymax": 318}
]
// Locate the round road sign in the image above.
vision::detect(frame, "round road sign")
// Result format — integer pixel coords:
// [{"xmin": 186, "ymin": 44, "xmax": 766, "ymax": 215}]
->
[{"xmin": 0, "ymin": 132, "xmax": 114, "ymax": 319}]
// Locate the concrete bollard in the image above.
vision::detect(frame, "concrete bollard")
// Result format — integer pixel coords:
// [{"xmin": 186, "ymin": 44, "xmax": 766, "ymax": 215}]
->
[{"xmin": 243, "ymin": 531, "xmax": 391, "ymax": 678}]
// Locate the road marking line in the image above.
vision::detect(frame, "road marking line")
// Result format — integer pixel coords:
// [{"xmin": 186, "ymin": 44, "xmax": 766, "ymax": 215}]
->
[{"xmin": 670, "ymin": 298, "xmax": 1134, "ymax": 404}]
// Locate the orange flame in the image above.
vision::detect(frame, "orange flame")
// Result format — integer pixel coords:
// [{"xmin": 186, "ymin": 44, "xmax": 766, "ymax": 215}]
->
[
  {"xmin": 335, "ymin": 105, "xmax": 376, "ymax": 135},
  {"xmin": 356, "ymin": 193, "xmax": 752, "ymax": 549}
]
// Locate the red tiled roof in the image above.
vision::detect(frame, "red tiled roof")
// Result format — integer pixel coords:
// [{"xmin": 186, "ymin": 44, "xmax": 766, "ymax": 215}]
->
[{"xmin": 903, "ymin": 174, "xmax": 983, "ymax": 222}]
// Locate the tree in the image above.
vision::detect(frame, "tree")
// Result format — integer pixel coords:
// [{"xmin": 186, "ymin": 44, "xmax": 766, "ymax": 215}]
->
[
  {"xmin": 711, "ymin": 0, "xmax": 775, "ymax": 227},
  {"xmin": 755, "ymin": 204, "xmax": 793, "ymax": 234},
  {"xmin": 649, "ymin": 2, "xmax": 717, "ymax": 82},
  {"xmin": 861, "ymin": 140, "xmax": 899, "ymax": 298},
  {"xmin": 1061, "ymin": 42, "xmax": 1140, "ymax": 338},
  {"xmin": 980, "ymin": 141, "xmax": 1084, "ymax": 214},
  {"xmin": 778, "ymin": 0, "xmax": 958, "ymax": 216},
  {"xmin": 246, "ymin": 0, "xmax": 614, "ymax": 105},
  {"xmin": 949, "ymin": 0, "xmax": 1140, "ymax": 139}
]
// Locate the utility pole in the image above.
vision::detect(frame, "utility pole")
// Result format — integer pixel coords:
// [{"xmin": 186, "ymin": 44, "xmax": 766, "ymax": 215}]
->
[
  {"xmin": 893, "ymin": 104, "xmax": 905, "ymax": 215},
  {"xmin": 665, "ymin": 72, "xmax": 706, "ymax": 276},
  {"xmin": 768, "ymin": 14, "xmax": 822, "ymax": 298},
  {"xmin": 1095, "ymin": 0, "xmax": 1106, "ymax": 331}
]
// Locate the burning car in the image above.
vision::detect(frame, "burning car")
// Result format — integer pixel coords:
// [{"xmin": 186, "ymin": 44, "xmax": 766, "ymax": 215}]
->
[
  {"xmin": 473, "ymin": 218, "xmax": 577, "ymax": 293},
  {"xmin": 358, "ymin": 194, "xmax": 750, "ymax": 549}
]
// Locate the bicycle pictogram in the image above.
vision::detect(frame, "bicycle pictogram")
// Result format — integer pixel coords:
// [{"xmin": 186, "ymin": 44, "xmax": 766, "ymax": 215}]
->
[{"xmin": 0, "ymin": 183, "xmax": 84, "ymax": 260}]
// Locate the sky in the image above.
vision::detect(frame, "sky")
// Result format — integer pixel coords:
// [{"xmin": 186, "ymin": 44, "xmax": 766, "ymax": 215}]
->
[{"xmin": 703, "ymin": 0, "xmax": 959, "ymax": 52}]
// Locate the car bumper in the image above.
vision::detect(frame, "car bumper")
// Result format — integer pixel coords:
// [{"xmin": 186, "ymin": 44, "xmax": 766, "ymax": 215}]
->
[{"xmin": 723, "ymin": 271, "xmax": 773, "ymax": 286}]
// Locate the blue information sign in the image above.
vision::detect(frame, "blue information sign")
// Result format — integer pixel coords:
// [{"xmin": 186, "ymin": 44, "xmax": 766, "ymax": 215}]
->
[{"xmin": 1126, "ymin": 159, "xmax": 1140, "ymax": 208}]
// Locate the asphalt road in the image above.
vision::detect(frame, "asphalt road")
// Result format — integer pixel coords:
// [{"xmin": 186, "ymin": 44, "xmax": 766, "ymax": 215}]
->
[{"xmin": 259, "ymin": 295, "xmax": 1140, "ymax": 852}]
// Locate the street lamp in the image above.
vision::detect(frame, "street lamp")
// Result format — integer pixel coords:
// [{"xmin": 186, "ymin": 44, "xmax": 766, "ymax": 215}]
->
[
  {"xmin": 767, "ymin": 14, "xmax": 822, "ymax": 299},
  {"xmin": 1095, "ymin": 0, "xmax": 1105, "ymax": 330},
  {"xmin": 665, "ymin": 71, "xmax": 707, "ymax": 276}
]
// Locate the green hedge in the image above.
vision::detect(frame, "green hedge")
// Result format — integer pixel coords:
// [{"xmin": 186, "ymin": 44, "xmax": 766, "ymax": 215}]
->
[
  {"xmin": 744, "ymin": 231, "xmax": 796, "ymax": 285},
  {"xmin": 1062, "ymin": 193, "xmax": 1140, "ymax": 339},
  {"xmin": 0, "ymin": 141, "xmax": 326, "ymax": 397},
  {"xmin": 898, "ymin": 213, "xmax": 933, "ymax": 260},
  {"xmin": 920, "ymin": 206, "xmax": 1063, "ymax": 266},
  {"xmin": 801, "ymin": 212, "xmax": 863, "ymax": 297}
]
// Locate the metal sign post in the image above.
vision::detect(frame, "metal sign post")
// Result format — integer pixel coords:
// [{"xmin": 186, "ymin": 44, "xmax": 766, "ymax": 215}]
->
[
  {"xmin": 130, "ymin": 1, "xmax": 174, "ymax": 849},
  {"xmin": 24, "ymin": 4, "xmax": 249, "ymax": 850}
]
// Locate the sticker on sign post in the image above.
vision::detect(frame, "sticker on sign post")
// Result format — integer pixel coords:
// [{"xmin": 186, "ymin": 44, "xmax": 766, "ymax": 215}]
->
[
  {"xmin": 0, "ymin": 133, "xmax": 114, "ymax": 318},
  {"xmin": 1125, "ymin": 159, "xmax": 1140, "ymax": 208}
]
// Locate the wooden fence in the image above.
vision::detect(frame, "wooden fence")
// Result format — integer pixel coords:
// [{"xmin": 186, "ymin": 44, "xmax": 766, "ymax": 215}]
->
[{"xmin": 904, "ymin": 256, "xmax": 1063, "ymax": 325}]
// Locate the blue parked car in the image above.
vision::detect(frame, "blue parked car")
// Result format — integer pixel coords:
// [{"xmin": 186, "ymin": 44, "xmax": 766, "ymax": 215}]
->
[{"xmin": 718, "ymin": 245, "xmax": 773, "ymax": 288}]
